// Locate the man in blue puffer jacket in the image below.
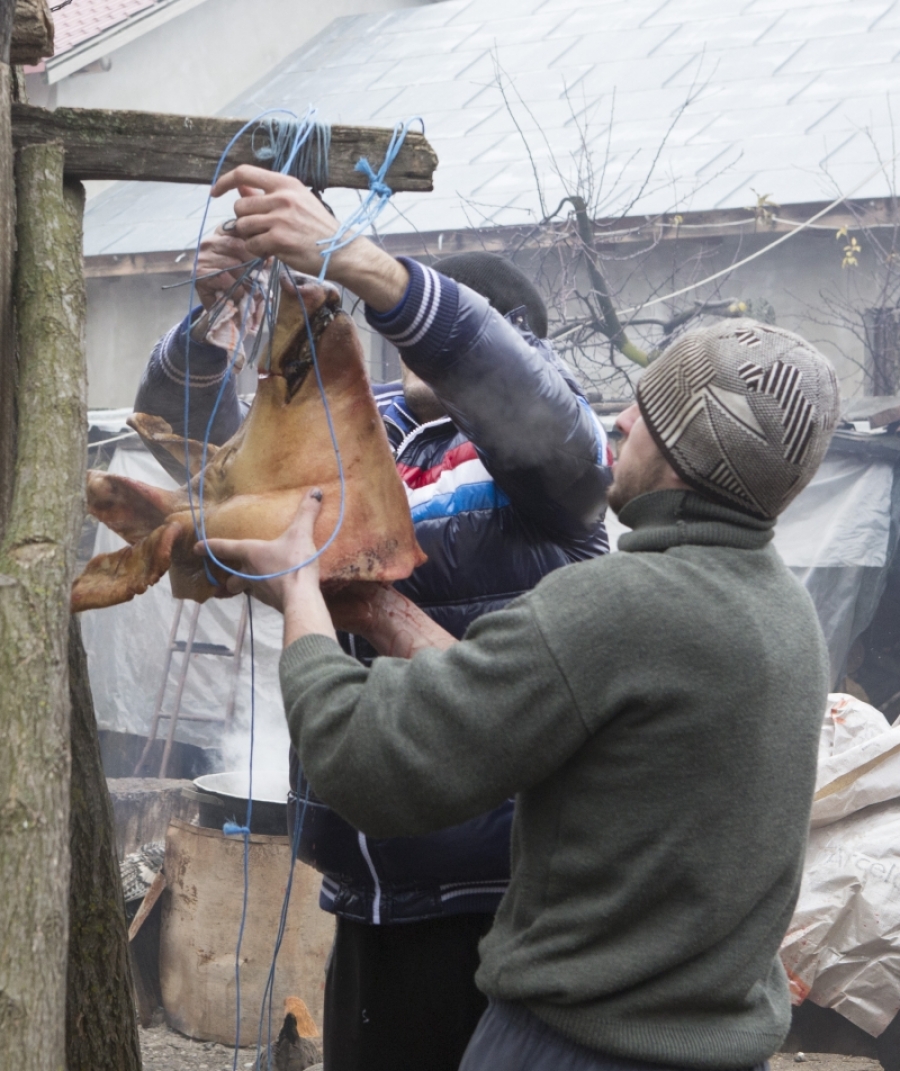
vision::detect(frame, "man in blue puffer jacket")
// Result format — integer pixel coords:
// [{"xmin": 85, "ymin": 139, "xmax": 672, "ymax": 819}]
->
[{"xmin": 134, "ymin": 167, "xmax": 611, "ymax": 1071}]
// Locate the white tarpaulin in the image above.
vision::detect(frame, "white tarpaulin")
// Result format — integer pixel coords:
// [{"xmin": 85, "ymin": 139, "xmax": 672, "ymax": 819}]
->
[
  {"xmin": 605, "ymin": 451, "xmax": 898, "ymax": 684},
  {"xmin": 781, "ymin": 694, "xmax": 900, "ymax": 1037},
  {"xmin": 80, "ymin": 446, "xmax": 291, "ymax": 785},
  {"xmin": 606, "ymin": 454, "xmax": 895, "ymax": 567}
]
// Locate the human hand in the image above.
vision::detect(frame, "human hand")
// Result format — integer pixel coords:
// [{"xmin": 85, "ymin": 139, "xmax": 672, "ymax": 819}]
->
[
  {"xmin": 211, "ymin": 166, "xmax": 410, "ymax": 311},
  {"xmin": 194, "ymin": 489, "xmax": 337, "ymax": 645},
  {"xmin": 211, "ymin": 167, "xmax": 343, "ymax": 279},
  {"xmin": 194, "ymin": 226, "xmax": 256, "ymax": 312}
]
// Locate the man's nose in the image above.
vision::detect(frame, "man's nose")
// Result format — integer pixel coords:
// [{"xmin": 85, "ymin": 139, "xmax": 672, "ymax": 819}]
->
[{"xmin": 614, "ymin": 403, "xmax": 640, "ymax": 437}]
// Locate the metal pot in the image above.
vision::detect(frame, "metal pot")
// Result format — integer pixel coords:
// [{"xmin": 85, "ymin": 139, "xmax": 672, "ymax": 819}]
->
[{"xmin": 190, "ymin": 771, "xmax": 290, "ymax": 837}]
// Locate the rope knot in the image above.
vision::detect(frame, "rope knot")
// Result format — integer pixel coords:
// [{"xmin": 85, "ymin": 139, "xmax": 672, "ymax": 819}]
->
[
  {"xmin": 355, "ymin": 157, "xmax": 392, "ymax": 198},
  {"xmin": 223, "ymin": 821, "xmax": 251, "ymax": 837}
]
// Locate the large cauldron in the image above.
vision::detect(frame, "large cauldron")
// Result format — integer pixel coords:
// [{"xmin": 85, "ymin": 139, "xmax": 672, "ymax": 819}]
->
[{"xmin": 189, "ymin": 771, "xmax": 289, "ymax": 837}]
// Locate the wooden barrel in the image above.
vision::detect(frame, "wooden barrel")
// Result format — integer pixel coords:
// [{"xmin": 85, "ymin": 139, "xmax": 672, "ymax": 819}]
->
[{"xmin": 159, "ymin": 817, "xmax": 333, "ymax": 1045}]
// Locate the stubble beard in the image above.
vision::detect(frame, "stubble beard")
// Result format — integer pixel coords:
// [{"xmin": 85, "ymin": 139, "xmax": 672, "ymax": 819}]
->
[{"xmin": 608, "ymin": 452, "xmax": 672, "ymax": 515}]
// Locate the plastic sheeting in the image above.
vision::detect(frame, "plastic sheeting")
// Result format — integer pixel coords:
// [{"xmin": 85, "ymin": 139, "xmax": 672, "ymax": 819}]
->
[
  {"xmin": 80, "ymin": 446, "xmax": 291, "ymax": 787},
  {"xmin": 776, "ymin": 455, "xmax": 893, "ymax": 569},
  {"xmin": 606, "ymin": 452, "xmax": 899, "ymax": 684},
  {"xmin": 781, "ymin": 694, "xmax": 900, "ymax": 1038}
]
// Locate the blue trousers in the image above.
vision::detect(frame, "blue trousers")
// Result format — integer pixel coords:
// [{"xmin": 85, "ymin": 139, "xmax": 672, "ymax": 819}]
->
[{"xmin": 460, "ymin": 999, "xmax": 771, "ymax": 1071}]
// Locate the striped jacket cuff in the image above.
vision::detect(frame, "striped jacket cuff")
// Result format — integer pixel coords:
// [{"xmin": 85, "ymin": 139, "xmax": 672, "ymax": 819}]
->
[
  {"xmin": 365, "ymin": 257, "xmax": 459, "ymax": 362},
  {"xmin": 158, "ymin": 309, "xmax": 231, "ymax": 391}
]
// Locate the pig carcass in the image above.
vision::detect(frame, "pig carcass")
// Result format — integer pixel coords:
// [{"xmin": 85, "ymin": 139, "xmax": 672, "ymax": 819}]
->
[{"xmin": 71, "ymin": 282, "xmax": 425, "ymax": 612}]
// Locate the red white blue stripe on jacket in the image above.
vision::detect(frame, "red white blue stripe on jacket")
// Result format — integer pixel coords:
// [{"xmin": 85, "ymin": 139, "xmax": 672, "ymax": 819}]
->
[{"xmin": 377, "ymin": 391, "xmax": 610, "ymax": 526}]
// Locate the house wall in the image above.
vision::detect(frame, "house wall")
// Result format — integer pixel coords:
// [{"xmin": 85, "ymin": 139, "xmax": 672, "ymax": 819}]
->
[
  {"xmin": 84, "ymin": 224, "xmax": 879, "ymax": 409},
  {"xmin": 85, "ymin": 273, "xmax": 381, "ymax": 409}
]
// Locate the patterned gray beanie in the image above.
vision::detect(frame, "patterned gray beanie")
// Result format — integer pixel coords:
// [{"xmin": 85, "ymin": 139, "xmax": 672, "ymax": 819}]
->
[{"xmin": 636, "ymin": 319, "xmax": 841, "ymax": 520}]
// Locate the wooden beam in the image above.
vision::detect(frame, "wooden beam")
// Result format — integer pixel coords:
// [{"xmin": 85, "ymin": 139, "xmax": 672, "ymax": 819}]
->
[
  {"xmin": 11, "ymin": 103, "xmax": 439, "ymax": 190},
  {"xmin": 10, "ymin": 0, "xmax": 54, "ymax": 65}
]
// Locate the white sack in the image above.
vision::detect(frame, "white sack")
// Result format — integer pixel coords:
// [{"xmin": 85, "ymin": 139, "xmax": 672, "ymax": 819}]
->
[{"xmin": 781, "ymin": 694, "xmax": 900, "ymax": 1037}]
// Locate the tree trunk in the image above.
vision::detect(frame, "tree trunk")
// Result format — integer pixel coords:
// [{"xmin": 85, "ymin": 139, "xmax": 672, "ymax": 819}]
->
[
  {"xmin": 66, "ymin": 617, "xmax": 143, "ymax": 1071},
  {"xmin": 0, "ymin": 144, "xmax": 87, "ymax": 1071},
  {"xmin": 0, "ymin": 4, "xmax": 17, "ymax": 535},
  {"xmin": 10, "ymin": 0, "xmax": 54, "ymax": 66}
]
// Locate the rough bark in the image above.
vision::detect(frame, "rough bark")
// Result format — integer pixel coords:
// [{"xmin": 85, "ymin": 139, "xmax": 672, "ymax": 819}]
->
[
  {"xmin": 1, "ymin": 0, "xmax": 15, "ymax": 66},
  {"xmin": 0, "ymin": 145, "xmax": 87, "ymax": 1071},
  {"xmin": 12, "ymin": 103, "xmax": 439, "ymax": 190},
  {"xmin": 66, "ymin": 617, "xmax": 142, "ymax": 1071},
  {"xmin": 0, "ymin": 13, "xmax": 17, "ymax": 536},
  {"xmin": 10, "ymin": 0, "xmax": 54, "ymax": 65}
]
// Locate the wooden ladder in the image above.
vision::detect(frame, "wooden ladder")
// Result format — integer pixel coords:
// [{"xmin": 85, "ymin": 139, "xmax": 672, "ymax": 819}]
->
[{"xmin": 133, "ymin": 598, "xmax": 249, "ymax": 778}]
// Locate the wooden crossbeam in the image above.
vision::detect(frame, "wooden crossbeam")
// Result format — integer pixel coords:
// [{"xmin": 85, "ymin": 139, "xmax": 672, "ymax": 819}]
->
[{"xmin": 11, "ymin": 104, "xmax": 438, "ymax": 190}]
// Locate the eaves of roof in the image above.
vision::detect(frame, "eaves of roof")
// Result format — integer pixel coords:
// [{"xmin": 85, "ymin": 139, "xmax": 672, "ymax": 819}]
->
[
  {"xmin": 83, "ymin": 196, "xmax": 900, "ymax": 276},
  {"xmin": 37, "ymin": 0, "xmax": 214, "ymax": 83}
]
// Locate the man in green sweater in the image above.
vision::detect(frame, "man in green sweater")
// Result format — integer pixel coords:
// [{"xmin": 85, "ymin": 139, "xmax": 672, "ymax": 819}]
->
[{"xmin": 199, "ymin": 169, "xmax": 841, "ymax": 1071}]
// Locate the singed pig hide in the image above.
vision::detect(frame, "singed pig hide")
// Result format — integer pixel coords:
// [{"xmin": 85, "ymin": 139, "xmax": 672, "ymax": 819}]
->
[{"xmin": 72, "ymin": 282, "xmax": 425, "ymax": 612}]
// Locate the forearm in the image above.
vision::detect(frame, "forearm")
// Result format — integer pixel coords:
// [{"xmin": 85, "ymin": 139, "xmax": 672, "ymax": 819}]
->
[
  {"xmin": 281, "ymin": 571, "xmax": 337, "ymax": 648},
  {"xmin": 134, "ymin": 313, "xmax": 242, "ymax": 444},
  {"xmin": 324, "ymin": 238, "xmax": 410, "ymax": 313},
  {"xmin": 365, "ymin": 260, "xmax": 608, "ymax": 534}
]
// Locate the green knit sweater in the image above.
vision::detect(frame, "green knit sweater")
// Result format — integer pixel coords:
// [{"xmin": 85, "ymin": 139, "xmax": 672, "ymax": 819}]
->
[{"xmin": 280, "ymin": 490, "xmax": 830, "ymax": 1069}]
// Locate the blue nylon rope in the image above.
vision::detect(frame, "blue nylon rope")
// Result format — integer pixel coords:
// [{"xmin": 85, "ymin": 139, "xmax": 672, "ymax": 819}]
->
[
  {"xmin": 176, "ymin": 106, "xmax": 419, "ymax": 1069},
  {"xmin": 224, "ymin": 594, "xmax": 255, "ymax": 1070}
]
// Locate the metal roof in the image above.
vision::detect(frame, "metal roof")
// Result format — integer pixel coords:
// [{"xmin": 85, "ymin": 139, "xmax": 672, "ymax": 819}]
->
[{"xmin": 84, "ymin": 0, "xmax": 900, "ymax": 256}]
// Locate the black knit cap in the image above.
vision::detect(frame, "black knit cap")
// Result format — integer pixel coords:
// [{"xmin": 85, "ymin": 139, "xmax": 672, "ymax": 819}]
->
[{"xmin": 434, "ymin": 252, "xmax": 548, "ymax": 339}]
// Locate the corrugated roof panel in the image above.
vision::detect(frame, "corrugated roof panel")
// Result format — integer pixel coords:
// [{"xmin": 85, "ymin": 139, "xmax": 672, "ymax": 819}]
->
[
  {"xmin": 764, "ymin": 3, "xmax": 889, "ymax": 39},
  {"xmin": 83, "ymin": 0, "xmax": 900, "ymax": 255},
  {"xmin": 783, "ymin": 33, "xmax": 900, "ymax": 72},
  {"xmin": 649, "ymin": 14, "xmax": 781, "ymax": 51},
  {"xmin": 548, "ymin": 2, "xmax": 673, "ymax": 35}
]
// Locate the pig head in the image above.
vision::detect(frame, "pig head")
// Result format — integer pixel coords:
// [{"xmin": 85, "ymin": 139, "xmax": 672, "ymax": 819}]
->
[{"xmin": 72, "ymin": 282, "xmax": 425, "ymax": 612}]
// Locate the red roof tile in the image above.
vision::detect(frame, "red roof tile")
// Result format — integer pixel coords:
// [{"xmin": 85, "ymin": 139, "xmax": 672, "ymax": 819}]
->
[{"xmin": 51, "ymin": 0, "xmax": 163, "ymax": 58}]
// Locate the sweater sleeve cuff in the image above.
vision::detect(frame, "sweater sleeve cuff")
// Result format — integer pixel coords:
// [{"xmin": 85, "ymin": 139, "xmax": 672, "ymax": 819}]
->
[
  {"xmin": 364, "ymin": 257, "xmax": 459, "ymax": 362},
  {"xmin": 158, "ymin": 308, "xmax": 231, "ymax": 390}
]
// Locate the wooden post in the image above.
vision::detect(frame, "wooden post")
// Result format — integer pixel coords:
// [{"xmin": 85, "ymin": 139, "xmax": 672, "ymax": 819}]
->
[
  {"xmin": 0, "ymin": 143, "xmax": 87, "ymax": 1071},
  {"xmin": 0, "ymin": 0, "xmax": 16, "ymax": 536}
]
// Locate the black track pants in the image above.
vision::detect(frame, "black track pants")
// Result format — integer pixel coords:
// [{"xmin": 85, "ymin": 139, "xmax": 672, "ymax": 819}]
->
[{"xmin": 323, "ymin": 912, "xmax": 494, "ymax": 1071}]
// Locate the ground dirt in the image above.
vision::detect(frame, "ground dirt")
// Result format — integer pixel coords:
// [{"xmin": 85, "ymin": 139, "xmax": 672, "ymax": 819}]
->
[
  {"xmin": 772, "ymin": 1055, "xmax": 883, "ymax": 1071},
  {"xmin": 138, "ymin": 1020, "xmax": 323, "ymax": 1071},
  {"xmin": 137, "ymin": 1022, "xmax": 876, "ymax": 1071}
]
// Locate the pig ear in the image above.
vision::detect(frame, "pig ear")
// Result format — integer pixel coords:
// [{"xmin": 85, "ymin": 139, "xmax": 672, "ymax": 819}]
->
[
  {"xmin": 128, "ymin": 413, "xmax": 219, "ymax": 482},
  {"xmin": 71, "ymin": 521, "xmax": 181, "ymax": 612},
  {"xmin": 86, "ymin": 470, "xmax": 185, "ymax": 545}
]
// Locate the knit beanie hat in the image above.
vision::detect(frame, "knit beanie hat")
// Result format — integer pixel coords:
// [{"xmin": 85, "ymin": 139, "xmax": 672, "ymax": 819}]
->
[
  {"xmin": 636, "ymin": 318, "xmax": 841, "ymax": 520},
  {"xmin": 434, "ymin": 252, "xmax": 549, "ymax": 338}
]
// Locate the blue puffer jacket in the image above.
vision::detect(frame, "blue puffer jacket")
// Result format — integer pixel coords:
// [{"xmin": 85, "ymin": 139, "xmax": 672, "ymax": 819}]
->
[{"xmin": 135, "ymin": 257, "xmax": 611, "ymax": 925}]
